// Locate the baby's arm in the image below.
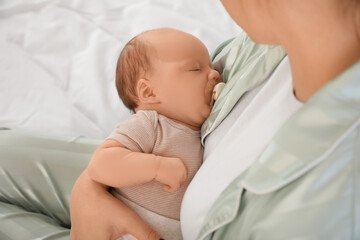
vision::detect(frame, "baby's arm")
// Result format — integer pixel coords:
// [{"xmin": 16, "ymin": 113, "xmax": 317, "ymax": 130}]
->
[{"xmin": 88, "ymin": 139, "xmax": 187, "ymax": 192}]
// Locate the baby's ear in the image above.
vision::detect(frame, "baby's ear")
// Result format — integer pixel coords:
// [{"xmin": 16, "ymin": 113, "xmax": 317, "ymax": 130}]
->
[{"xmin": 136, "ymin": 78, "xmax": 158, "ymax": 104}]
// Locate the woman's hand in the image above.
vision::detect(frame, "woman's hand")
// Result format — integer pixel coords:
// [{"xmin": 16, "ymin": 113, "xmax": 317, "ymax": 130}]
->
[{"xmin": 70, "ymin": 169, "xmax": 162, "ymax": 240}]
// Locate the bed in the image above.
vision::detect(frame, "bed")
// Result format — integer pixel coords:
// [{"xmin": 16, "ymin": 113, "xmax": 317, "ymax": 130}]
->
[
  {"xmin": 0, "ymin": 0, "xmax": 241, "ymax": 139},
  {"xmin": 0, "ymin": 1, "xmax": 241, "ymax": 239}
]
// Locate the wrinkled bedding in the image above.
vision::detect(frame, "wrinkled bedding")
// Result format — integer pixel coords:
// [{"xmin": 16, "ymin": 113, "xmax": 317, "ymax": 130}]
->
[{"xmin": 0, "ymin": 0, "xmax": 241, "ymax": 139}]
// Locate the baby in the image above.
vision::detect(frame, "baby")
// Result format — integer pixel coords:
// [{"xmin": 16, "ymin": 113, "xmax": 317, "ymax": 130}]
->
[{"xmin": 87, "ymin": 28, "xmax": 223, "ymax": 240}]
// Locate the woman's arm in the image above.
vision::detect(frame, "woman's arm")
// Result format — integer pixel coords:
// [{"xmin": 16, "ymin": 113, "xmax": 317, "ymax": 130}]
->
[
  {"xmin": 70, "ymin": 169, "xmax": 162, "ymax": 240},
  {"xmin": 88, "ymin": 139, "xmax": 187, "ymax": 192}
]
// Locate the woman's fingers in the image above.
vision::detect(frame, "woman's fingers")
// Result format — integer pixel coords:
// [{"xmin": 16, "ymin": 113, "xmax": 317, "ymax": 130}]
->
[
  {"xmin": 70, "ymin": 170, "xmax": 122, "ymax": 239},
  {"xmin": 125, "ymin": 214, "xmax": 162, "ymax": 240},
  {"xmin": 70, "ymin": 169, "xmax": 161, "ymax": 240}
]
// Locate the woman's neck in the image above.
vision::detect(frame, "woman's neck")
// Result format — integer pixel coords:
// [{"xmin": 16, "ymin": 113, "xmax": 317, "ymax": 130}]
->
[{"xmin": 284, "ymin": 20, "xmax": 360, "ymax": 102}]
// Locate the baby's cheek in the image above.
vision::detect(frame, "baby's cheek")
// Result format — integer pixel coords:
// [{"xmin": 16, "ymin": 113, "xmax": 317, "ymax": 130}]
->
[{"xmin": 200, "ymin": 105, "xmax": 212, "ymax": 121}]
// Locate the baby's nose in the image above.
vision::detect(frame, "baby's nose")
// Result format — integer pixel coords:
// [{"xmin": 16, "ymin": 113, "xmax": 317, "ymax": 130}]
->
[{"xmin": 209, "ymin": 69, "xmax": 220, "ymax": 83}]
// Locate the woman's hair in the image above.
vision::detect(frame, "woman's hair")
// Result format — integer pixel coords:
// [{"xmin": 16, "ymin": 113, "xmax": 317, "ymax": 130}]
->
[{"xmin": 115, "ymin": 36, "xmax": 153, "ymax": 112}]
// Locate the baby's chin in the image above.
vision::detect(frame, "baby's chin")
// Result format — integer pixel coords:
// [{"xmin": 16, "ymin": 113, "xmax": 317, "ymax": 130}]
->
[{"xmin": 200, "ymin": 105, "xmax": 212, "ymax": 122}]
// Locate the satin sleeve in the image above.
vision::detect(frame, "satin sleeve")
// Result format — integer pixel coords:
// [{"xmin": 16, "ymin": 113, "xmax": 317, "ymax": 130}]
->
[{"xmin": 0, "ymin": 129, "xmax": 101, "ymax": 239}]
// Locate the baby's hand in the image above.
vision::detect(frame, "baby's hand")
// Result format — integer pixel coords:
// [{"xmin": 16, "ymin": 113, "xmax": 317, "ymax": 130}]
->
[{"xmin": 155, "ymin": 156, "xmax": 187, "ymax": 192}]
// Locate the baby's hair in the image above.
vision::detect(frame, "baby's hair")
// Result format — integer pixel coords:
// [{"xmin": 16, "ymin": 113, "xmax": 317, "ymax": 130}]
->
[{"xmin": 115, "ymin": 33, "xmax": 153, "ymax": 112}]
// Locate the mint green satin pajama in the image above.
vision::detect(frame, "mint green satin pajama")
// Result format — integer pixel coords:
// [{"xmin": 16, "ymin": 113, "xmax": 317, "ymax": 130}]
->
[{"xmin": 0, "ymin": 130, "xmax": 100, "ymax": 239}]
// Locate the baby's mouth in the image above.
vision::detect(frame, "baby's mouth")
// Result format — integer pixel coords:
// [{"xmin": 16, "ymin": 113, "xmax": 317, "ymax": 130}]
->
[
  {"xmin": 206, "ymin": 81, "xmax": 225, "ymax": 108},
  {"xmin": 205, "ymin": 78, "xmax": 218, "ymax": 106}
]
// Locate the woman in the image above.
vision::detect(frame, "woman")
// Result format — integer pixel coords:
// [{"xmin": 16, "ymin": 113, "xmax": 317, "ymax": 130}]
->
[{"xmin": 70, "ymin": 0, "xmax": 360, "ymax": 239}]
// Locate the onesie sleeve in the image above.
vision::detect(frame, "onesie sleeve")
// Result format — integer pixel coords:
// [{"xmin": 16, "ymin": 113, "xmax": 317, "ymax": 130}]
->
[{"xmin": 107, "ymin": 111, "xmax": 158, "ymax": 153}]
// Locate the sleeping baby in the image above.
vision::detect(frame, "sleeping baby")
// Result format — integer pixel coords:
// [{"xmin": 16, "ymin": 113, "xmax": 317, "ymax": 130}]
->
[{"xmin": 87, "ymin": 28, "xmax": 225, "ymax": 240}]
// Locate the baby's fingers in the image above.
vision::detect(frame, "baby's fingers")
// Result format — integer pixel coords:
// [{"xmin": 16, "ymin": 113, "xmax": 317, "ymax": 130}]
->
[
  {"xmin": 181, "ymin": 169, "xmax": 187, "ymax": 182},
  {"xmin": 163, "ymin": 184, "xmax": 179, "ymax": 192},
  {"xmin": 178, "ymin": 163, "xmax": 188, "ymax": 183}
]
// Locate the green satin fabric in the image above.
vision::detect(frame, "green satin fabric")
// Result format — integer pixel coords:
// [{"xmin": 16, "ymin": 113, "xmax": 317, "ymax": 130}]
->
[
  {"xmin": 201, "ymin": 32, "xmax": 286, "ymax": 144},
  {"xmin": 0, "ymin": 202, "xmax": 70, "ymax": 240},
  {"xmin": 197, "ymin": 37, "xmax": 360, "ymax": 239},
  {"xmin": 0, "ymin": 129, "xmax": 101, "ymax": 239}
]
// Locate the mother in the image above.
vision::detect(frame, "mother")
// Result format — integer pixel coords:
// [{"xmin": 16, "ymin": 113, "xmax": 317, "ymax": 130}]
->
[{"xmin": 71, "ymin": 0, "xmax": 360, "ymax": 239}]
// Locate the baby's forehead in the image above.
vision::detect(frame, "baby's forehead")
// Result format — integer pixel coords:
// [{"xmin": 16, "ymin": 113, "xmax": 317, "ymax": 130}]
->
[
  {"xmin": 139, "ymin": 29, "xmax": 208, "ymax": 61},
  {"xmin": 140, "ymin": 29, "xmax": 201, "ymax": 48},
  {"xmin": 140, "ymin": 28, "xmax": 188, "ymax": 39}
]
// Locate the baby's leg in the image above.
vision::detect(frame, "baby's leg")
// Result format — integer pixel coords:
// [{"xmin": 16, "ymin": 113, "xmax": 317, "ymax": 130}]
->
[{"xmin": 111, "ymin": 190, "xmax": 181, "ymax": 240}]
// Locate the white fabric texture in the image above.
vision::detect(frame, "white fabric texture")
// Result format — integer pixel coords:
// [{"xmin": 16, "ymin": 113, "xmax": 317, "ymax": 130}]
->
[
  {"xmin": 0, "ymin": 0, "xmax": 241, "ymax": 139},
  {"xmin": 181, "ymin": 57, "xmax": 304, "ymax": 240}
]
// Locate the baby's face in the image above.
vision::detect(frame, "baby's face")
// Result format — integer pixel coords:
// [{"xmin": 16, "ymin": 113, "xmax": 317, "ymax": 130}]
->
[{"xmin": 145, "ymin": 29, "xmax": 220, "ymax": 130}]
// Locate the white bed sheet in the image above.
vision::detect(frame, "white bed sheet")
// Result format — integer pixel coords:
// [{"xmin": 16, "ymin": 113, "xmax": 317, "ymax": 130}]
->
[{"xmin": 0, "ymin": 0, "xmax": 241, "ymax": 139}]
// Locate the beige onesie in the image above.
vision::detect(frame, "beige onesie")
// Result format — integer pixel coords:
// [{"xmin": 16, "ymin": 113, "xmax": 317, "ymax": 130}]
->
[{"xmin": 108, "ymin": 110, "xmax": 203, "ymax": 240}]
